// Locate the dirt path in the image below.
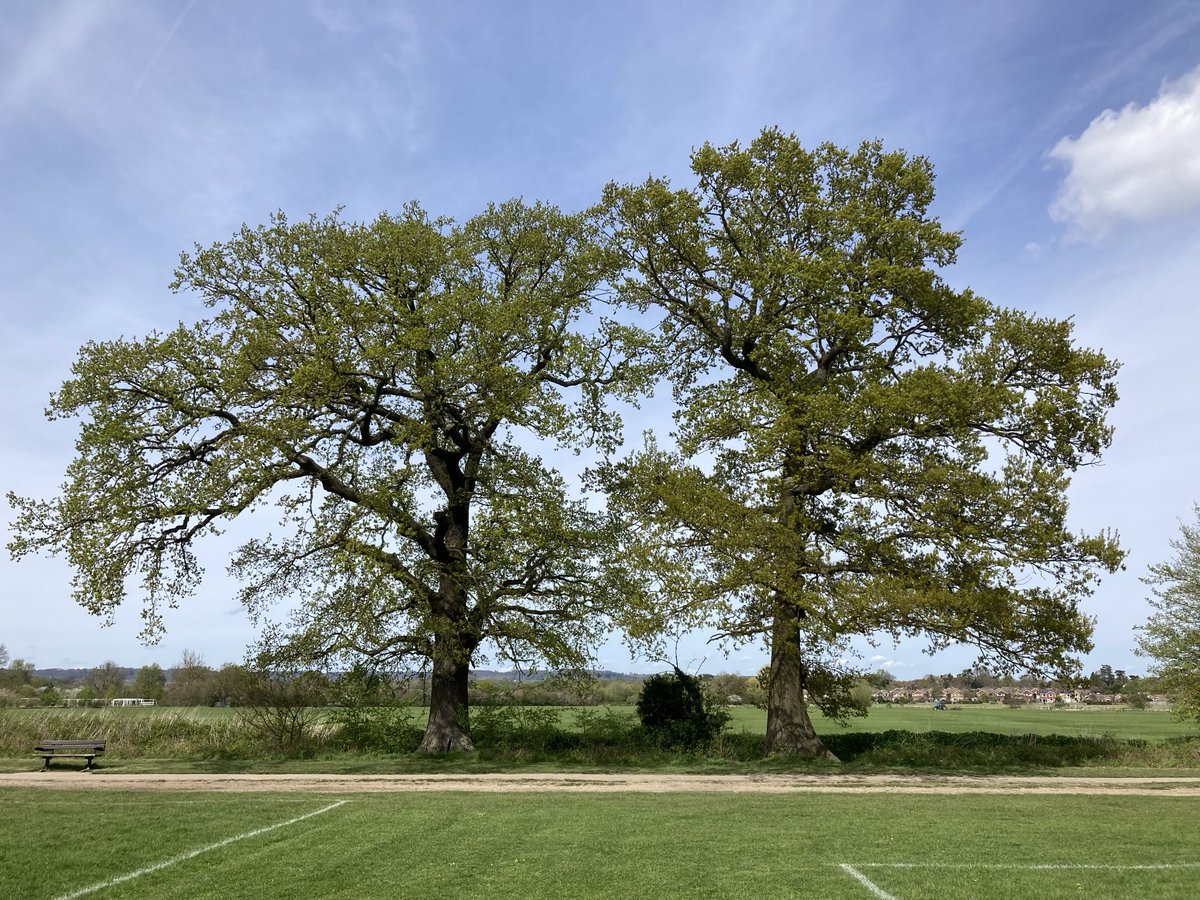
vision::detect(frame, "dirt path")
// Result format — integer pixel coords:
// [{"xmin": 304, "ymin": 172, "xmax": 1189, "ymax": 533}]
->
[{"xmin": 2, "ymin": 772, "xmax": 1199, "ymax": 795}]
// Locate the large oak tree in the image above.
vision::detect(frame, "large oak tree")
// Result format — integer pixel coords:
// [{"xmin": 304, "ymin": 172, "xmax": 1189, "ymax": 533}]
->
[
  {"xmin": 603, "ymin": 129, "xmax": 1125, "ymax": 757},
  {"xmin": 9, "ymin": 200, "xmax": 646, "ymax": 751}
]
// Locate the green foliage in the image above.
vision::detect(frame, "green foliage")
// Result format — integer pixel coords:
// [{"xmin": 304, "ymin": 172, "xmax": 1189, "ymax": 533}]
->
[
  {"xmin": 470, "ymin": 674, "xmax": 602, "ymax": 707},
  {"xmin": 4, "ymin": 131, "xmax": 1127, "ymax": 759},
  {"xmin": 165, "ymin": 651, "xmax": 219, "ymax": 707},
  {"xmin": 471, "ymin": 705, "xmax": 565, "ymax": 752},
  {"xmin": 1139, "ymin": 504, "xmax": 1200, "ymax": 724},
  {"xmin": 707, "ymin": 672, "xmax": 758, "ymax": 705},
  {"xmin": 328, "ymin": 664, "xmax": 421, "ymax": 752},
  {"xmin": 1, "ymin": 658, "xmax": 34, "ymax": 691},
  {"xmin": 603, "ymin": 127, "xmax": 1124, "ymax": 753},
  {"xmin": 7, "ymin": 201, "xmax": 653, "ymax": 752},
  {"xmin": 824, "ymin": 730, "xmax": 1150, "ymax": 769},
  {"xmin": 865, "ymin": 669, "xmax": 895, "ymax": 689},
  {"xmin": 1127, "ymin": 692, "xmax": 1150, "ymax": 710},
  {"xmin": 329, "ymin": 705, "xmax": 422, "ymax": 753},
  {"xmin": 231, "ymin": 670, "xmax": 330, "ymax": 756},
  {"xmin": 1, "ymin": 704, "xmax": 1197, "ymax": 769},
  {"xmin": 753, "ymin": 662, "xmax": 871, "ymax": 722},
  {"xmin": 83, "ymin": 661, "xmax": 126, "ymax": 700},
  {"xmin": 130, "ymin": 664, "xmax": 166, "ymax": 701},
  {"xmin": 636, "ymin": 668, "xmax": 731, "ymax": 749}
]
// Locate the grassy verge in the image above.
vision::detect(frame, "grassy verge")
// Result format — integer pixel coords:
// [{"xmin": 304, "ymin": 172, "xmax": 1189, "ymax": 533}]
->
[{"xmin": 3, "ymin": 706, "xmax": 1196, "ymax": 774}]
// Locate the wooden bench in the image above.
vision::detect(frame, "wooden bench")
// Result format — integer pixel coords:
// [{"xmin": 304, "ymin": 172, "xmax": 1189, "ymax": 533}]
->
[{"xmin": 35, "ymin": 740, "xmax": 106, "ymax": 772}]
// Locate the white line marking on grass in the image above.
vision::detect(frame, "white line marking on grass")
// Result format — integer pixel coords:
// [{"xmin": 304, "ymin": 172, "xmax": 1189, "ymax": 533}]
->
[
  {"xmin": 52, "ymin": 799, "xmax": 350, "ymax": 900},
  {"xmin": 855, "ymin": 862, "xmax": 1200, "ymax": 871},
  {"xmin": 838, "ymin": 864, "xmax": 900, "ymax": 899}
]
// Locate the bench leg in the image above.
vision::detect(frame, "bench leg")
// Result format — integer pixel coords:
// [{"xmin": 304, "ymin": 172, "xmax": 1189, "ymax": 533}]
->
[
  {"xmin": 82, "ymin": 756, "xmax": 94, "ymax": 772},
  {"xmin": 40, "ymin": 756, "xmax": 51, "ymax": 772}
]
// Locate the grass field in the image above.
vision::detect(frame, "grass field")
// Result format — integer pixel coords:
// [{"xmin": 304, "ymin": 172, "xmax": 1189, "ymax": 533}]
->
[
  {"xmin": 2, "ymin": 788, "xmax": 1197, "ymax": 899},
  {"xmin": 724, "ymin": 703, "xmax": 1196, "ymax": 741}
]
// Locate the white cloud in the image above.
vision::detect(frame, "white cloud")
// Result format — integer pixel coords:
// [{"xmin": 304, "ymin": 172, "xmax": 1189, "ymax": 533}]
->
[{"xmin": 1050, "ymin": 64, "xmax": 1200, "ymax": 238}]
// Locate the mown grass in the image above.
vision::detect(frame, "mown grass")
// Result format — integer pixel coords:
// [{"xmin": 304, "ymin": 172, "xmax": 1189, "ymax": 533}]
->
[
  {"xmin": 2, "ymin": 704, "xmax": 1196, "ymax": 774},
  {"xmin": 2, "ymin": 789, "xmax": 1198, "ymax": 899}
]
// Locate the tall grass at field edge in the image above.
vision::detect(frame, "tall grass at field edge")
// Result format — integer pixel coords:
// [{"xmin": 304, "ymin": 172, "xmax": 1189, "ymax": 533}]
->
[
  {"xmin": 0, "ymin": 707, "xmax": 256, "ymax": 758},
  {"xmin": 2, "ymin": 706, "xmax": 1197, "ymax": 770}
]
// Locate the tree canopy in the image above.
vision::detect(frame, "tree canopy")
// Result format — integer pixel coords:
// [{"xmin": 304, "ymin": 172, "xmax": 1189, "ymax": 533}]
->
[
  {"xmin": 602, "ymin": 128, "xmax": 1124, "ymax": 755},
  {"xmin": 8, "ymin": 200, "xmax": 648, "ymax": 751},
  {"xmin": 8, "ymin": 129, "xmax": 1127, "ymax": 758},
  {"xmin": 1138, "ymin": 505, "xmax": 1200, "ymax": 722}
]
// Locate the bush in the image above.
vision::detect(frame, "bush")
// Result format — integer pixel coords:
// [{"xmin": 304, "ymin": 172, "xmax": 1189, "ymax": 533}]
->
[
  {"xmin": 329, "ymin": 704, "xmax": 422, "ymax": 752},
  {"xmin": 232, "ymin": 671, "xmax": 326, "ymax": 756},
  {"xmin": 636, "ymin": 668, "xmax": 730, "ymax": 750},
  {"xmin": 470, "ymin": 705, "xmax": 567, "ymax": 753}
]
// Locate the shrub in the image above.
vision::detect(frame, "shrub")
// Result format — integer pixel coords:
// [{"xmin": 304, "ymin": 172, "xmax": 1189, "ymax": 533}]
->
[
  {"xmin": 232, "ymin": 670, "xmax": 326, "ymax": 756},
  {"xmin": 636, "ymin": 668, "xmax": 730, "ymax": 750},
  {"xmin": 470, "ymin": 705, "xmax": 566, "ymax": 753}
]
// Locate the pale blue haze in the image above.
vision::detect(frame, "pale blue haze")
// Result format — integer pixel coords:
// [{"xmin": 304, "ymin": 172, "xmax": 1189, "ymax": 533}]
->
[{"xmin": 3, "ymin": 1, "xmax": 1200, "ymax": 677}]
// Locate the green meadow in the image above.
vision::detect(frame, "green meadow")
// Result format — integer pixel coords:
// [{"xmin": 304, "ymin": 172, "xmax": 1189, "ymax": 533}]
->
[{"xmin": 724, "ymin": 702, "xmax": 1195, "ymax": 741}]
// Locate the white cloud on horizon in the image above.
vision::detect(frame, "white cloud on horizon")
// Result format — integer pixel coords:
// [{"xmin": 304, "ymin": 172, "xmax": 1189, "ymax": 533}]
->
[{"xmin": 1050, "ymin": 63, "xmax": 1200, "ymax": 238}]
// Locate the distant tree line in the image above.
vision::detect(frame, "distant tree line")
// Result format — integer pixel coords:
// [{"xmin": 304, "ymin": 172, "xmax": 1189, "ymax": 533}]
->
[{"xmin": 0, "ymin": 638, "xmax": 1160, "ymax": 711}]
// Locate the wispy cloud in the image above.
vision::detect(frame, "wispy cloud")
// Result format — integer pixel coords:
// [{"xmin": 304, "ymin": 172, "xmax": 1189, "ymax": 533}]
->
[
  {"xmin": 132, "ymin": 0, "xmax": 197, "ymax": 92},
  {"xmin": 2, "ymin": 2, "xmax": 428, "ymax": 236},
  {"xmin": 1050, "ymin": 63, "xmax": 1200, "ymax": 239},
  {"xmin": 944, "ymin": 5, "xmax": 1200, "ymax": 232},
  {"xmin": 0, "ymin": 0, "xmax": 116, "ymax": 113}
]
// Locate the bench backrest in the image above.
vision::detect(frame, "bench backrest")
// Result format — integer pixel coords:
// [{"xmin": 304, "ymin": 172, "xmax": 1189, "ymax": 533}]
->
[{"xmin": 35, "ymin": 740, "xmax": 107, "ymax": 751}]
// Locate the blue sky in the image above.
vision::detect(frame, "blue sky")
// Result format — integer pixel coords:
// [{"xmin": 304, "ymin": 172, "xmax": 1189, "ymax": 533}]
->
[{"xmin": 3, "ymin": 1, "xmax": 1200, "ymax": 677}]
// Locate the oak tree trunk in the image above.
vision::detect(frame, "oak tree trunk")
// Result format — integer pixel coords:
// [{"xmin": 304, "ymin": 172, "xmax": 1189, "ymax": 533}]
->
[
  {"xmin": 417, "ymin": 497, "xmax": 477, "ymax": 753},
  {"xmin": 764, "ymin": 608, "xmax": 839, "ymax": 759},
  {"xmin": 417, "ymin": 641, "xmax": 474, "ymax": 753}
]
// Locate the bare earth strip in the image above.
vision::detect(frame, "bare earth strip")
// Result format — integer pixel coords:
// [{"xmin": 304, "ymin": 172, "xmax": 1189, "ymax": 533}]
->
[{"xmin": 1, "ymin": 772, "xmax": 1199, "ymax": 795}]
